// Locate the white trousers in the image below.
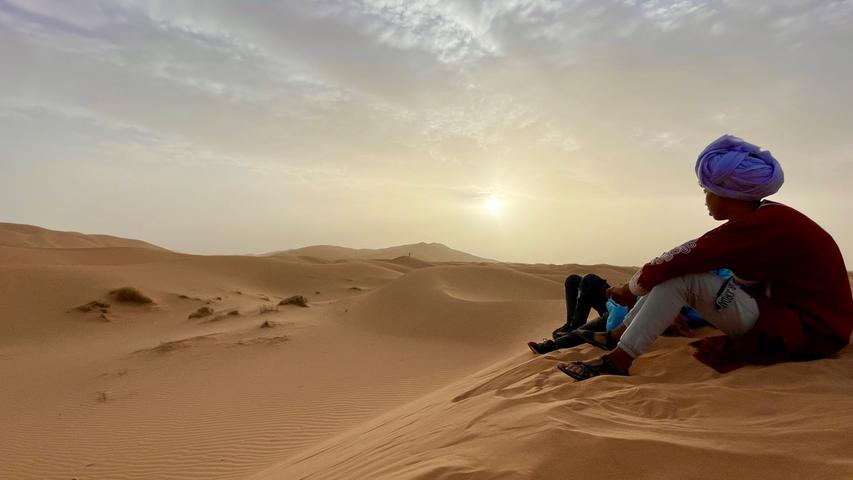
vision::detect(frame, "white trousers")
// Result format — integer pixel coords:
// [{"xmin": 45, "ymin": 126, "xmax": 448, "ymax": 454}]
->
[{"xmin": 617, "ymin": 273, "xmax": 760, "ymax": 358}]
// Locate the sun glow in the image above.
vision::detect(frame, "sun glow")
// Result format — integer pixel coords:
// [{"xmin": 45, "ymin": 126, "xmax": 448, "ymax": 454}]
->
[{"xmin": 482, "ymin": 195, "xmax": 506, "ymax": 217}]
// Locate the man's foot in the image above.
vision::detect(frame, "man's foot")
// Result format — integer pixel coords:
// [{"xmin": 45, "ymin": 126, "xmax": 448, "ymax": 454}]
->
[
  {"xmin": 557, "ymin": 355, "xmax": 628, "ymax": 381},
  {"xmin": 528, "ymin": 339, "xmax": 557, "ymax": 354},
  {"xmin": 552, "ymin": 324, "xmax": 572, "ymax": 339}
]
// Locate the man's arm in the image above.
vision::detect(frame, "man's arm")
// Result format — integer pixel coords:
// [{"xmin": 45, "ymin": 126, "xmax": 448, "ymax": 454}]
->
[{"xmin": 629, "ymin": 210, "xmax": 778, "ymax": 295}]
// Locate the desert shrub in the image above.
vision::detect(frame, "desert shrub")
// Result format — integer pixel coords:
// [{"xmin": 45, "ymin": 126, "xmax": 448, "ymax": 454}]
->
[
  {"xmin": 109, "ymin": 287, "xmax": 153, "ymax": 304},
  {"xmin": 188, "ymin": 306, "xmax": 214, "ymax": 319},
  {"xmin": 278, "ymin": 295, "xmax": 308, "ymax": 307}
]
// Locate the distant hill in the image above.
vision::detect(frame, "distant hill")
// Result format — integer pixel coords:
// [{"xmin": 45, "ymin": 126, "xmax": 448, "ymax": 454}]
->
[
  {"xmin": 0, "ymin": 223, "xmax": 168, "ymax": 250},
  {"xmin": 266, "ymin": 242, "xmax": 496, "ymax": 263}
]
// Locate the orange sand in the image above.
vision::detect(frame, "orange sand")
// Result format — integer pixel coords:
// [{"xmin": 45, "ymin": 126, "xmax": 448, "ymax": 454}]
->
[{"xmin": 1, "ymin": 223, "xmax": 851, "ymax": 480}]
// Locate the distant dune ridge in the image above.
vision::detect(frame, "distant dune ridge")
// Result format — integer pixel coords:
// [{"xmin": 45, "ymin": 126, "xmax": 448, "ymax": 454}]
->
[
  {"xmin": 0, "ymin": 222, "xmax": 168, "ymax": 250},
  {"xmin": 266, "ymin": 242, "xmax": 497, "ymax": 263},
  {"xmin": 1, "ymin": 223, "xmax": 852, "ymax": 480}
]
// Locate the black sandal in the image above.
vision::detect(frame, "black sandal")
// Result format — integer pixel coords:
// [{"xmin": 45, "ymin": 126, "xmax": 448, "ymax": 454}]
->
[
  {"xmin": 557, "ymin": 356, "xmax": 628, "ymax": 381},
  {"xmin": 569, "ymin": 329, "xmax": 617, "ymax": 351},
  {"xmin": 552, "ymin": 323, "xmax": 579, "ymax": 339},
  {"xmin": 528, "ymin": 339, "xmax": 557, "ymax": 354}
]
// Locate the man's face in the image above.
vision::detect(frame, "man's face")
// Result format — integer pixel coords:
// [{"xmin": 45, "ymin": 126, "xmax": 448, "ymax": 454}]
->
[{"xmin": 704, "ymin": 189, "xmax": 726, "ymax": 220}]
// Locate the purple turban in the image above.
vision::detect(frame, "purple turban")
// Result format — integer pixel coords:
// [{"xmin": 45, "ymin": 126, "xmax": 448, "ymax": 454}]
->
[{"xmin": 695, "ymin": 134, "xmax": 784, "ymax": 201}]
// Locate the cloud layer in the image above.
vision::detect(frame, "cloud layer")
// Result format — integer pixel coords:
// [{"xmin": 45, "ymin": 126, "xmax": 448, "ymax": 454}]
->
[{"xmin": 2, "ymin": 0, "xmax": 852, "ymax": 264}]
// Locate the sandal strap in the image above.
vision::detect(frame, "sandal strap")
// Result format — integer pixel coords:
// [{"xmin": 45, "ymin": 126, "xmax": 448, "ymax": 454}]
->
[
  {"xmin": 559, "ymin": 356, "xmax": 628, "ymax": 381},
  {"xmin": 559, "ymin": 361, "xmax": 595, "ymax": 381},
  {"xmin": 600, "ymin": 355, "xmax": 628, "ymax": 376},
  {"xmin": 576, "ymin": 362, "xmax": 596, "ymax": 378}
]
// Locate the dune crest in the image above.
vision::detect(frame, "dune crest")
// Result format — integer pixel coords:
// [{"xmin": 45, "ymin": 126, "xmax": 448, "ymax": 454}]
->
[{"xmin": 0, "ymin": 222, "xmax": 168, "ymax": 250}]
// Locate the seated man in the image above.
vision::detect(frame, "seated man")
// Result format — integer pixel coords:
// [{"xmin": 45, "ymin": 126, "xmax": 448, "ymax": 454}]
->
[
  {"xmin": 554, "ymin": 273, "xmax": 611, "ymax": 338},
  {"xmin": 527, "ymin": 273, "xmax": 704, "ymax": 354},
  {"xmin": 527, "ymin": 273, "xmax": 611, "ymax": 355},
  {"xmin": 559, "ymin": 134, "xmax": 853, "ymax": 381}
]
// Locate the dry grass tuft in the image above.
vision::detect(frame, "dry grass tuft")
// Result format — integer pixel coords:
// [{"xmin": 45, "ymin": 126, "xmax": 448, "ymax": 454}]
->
[
  {"xmin": 109, "ymin": 287, "xmax": 153, "ymax": 304},
  {"xmin": 188, "ymin": 306, "xmax": 214, "ymax": 319},
  {"xmin": 279, "ymin": 295, "xmax": 309, "ymax": 307}
]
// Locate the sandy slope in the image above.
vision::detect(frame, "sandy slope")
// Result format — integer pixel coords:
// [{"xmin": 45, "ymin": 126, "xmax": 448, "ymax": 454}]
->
[
  {"xmin": 2, "ymin": 225, "xmax": 851, "ymax": 480},
  {"xmin": 0, "ymin": 229, "xmax": 611, "ymax": 480},
  {"xmin": 253, "ymin": 338, "xmax": 853, "ymax": 480}
]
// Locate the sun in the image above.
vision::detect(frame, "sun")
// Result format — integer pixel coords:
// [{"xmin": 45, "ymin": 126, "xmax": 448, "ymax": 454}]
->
[{"xmin": 482, "ymin": 195, "xmax": 506, "ymax": 217}]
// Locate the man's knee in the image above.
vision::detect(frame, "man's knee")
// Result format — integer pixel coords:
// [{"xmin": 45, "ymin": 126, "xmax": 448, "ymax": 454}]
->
[
  {"xmin": 565, "ymin": 274, "xmax": 581, "ymax": 288},
  {"xmin": 579, "ymin": 273, "xmax": 607, "ymax": 293}
]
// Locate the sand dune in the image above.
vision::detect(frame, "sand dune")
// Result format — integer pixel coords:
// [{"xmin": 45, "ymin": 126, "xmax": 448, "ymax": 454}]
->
[
  {"xmin": 267, "ymin": 242, "xmax": 496, "ymax": 263},
  {"xmin": 0, "ymin": 222, "xmax": 167, "ymax": 250},
  {"xmin": 0, "ymin": 226, "xmax": 565, "ymax": 479},
  {"xmin": 0, "ymin": 244, "xmax": 179, "ymax": 265},
  {"xmin": 348, "ymin": 264, "xmax": 567, "ymax": 341},
  {"xmin": 385, "ymin": 255, "xmax": 437, "ymax": 269},
  {"xmin": 1, "ymin": 224, "xmax": 851, "ymax": 480}
]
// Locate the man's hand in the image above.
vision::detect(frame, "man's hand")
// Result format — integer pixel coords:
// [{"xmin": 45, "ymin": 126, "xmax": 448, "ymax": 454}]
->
[{"xmin": 607, "ymin": 283, "xmax": 637, "ymax": 309}]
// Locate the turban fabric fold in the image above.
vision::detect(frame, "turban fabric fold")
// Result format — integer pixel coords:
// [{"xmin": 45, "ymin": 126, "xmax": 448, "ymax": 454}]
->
[{"xmin": 695, "ymin": 134, "xmax": 784, "ymax": 201}]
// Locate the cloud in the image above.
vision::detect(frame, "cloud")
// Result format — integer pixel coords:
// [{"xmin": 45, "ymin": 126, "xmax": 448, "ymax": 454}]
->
[
  {"xmin": 2, "ymin": 1, "xmax": 849, "ymax": 164},
  {"xmin": 0, "ymin": 0, "xmax": 121, "ymax": 32},
  {"xmin": 1, "ymin": 0, "xmax": 851, "ymax": 261}
]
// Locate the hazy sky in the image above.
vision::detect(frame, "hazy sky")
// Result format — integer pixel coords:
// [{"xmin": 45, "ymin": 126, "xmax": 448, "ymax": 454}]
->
[{"xmin": 1, "ymin": 0, "xmax": 852, "ymax": 265}]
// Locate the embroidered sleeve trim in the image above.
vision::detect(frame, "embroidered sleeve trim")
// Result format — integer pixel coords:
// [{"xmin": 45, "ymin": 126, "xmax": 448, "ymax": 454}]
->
[
  {"xmin": 650, "ymin": 239, "xmax": 698, "ymax": 265},
  {"xmin": 629, "ymin": 269, "xmax": 649, "ymax": 296}
]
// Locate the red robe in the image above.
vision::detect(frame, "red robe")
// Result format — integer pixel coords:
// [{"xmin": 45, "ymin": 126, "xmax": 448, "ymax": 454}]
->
[{"xmin": 635, "ymin": 202, "xmax": 853, "ymax": 372}]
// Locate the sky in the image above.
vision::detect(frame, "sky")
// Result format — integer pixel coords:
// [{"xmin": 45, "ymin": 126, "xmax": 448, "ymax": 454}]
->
[{"xmin": 1, "ymin": 0, "xmax": 852, "ymax": 266}]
